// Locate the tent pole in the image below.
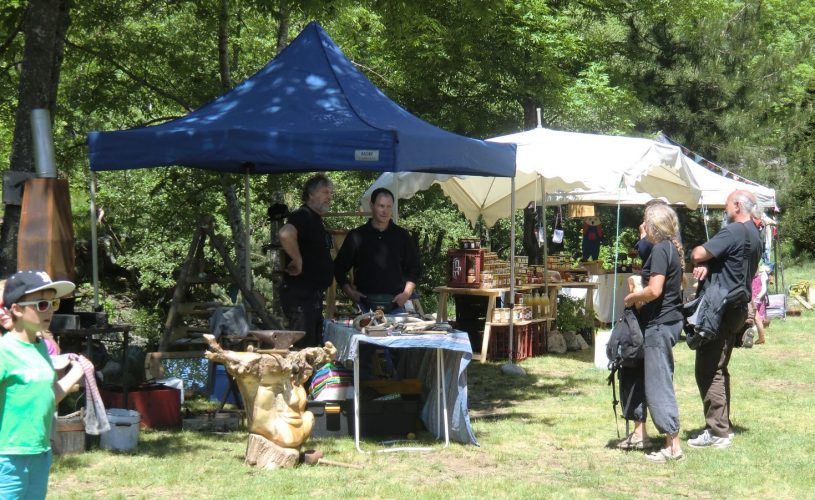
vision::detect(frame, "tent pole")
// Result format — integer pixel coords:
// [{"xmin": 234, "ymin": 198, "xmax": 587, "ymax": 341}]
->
[
  {"xmin": 611, "ymin": 182, "xmax": 623, "ymax": 322},
  {"xmin": 542, "ymin": 175, "xmax": 548, "ymax": 313},
  {"xmin": 702, "ymin": 204, "xmax": 710, "ymax": 241},
  {"xmin": 244, "ymin": 170, "xmax": 252, "ymax": 292},
  {"xmin": 508, "ymin": 176, "xmax": 516, "ymax": 365},
  {"xmin": 89, "ymin": 171, "xmax": 100, "ymax": 310},
  {"xmin": 393, "ymin": 174, "xmax": 399, "ymax": 223}
]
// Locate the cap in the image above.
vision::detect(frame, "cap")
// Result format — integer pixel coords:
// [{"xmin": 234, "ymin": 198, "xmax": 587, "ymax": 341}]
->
[{"xmin": 3, "ymin": 270, "xmax": 75, "ymax": 307}]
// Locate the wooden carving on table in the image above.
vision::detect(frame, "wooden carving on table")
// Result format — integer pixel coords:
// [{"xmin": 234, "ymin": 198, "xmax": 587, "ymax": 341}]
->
[{"xmin": 203, "ymin": 333, "xmax": 336, "ymax": 470}]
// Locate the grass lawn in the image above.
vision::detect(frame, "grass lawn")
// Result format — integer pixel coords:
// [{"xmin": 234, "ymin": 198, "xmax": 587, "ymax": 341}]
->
[{"xmin": 50, "ymin": 285, "xmax": 815, "ymax": 498}]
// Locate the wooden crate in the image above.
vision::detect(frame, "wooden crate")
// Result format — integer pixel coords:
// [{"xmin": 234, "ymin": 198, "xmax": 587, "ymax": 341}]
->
[{"xmin": 53, "ymin": 410, "xmax": 85, "ymax": 455}]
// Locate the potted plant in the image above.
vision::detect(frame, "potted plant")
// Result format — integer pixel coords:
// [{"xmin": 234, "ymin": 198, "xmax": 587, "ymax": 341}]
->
[{"xmin": 555, "ymin": 296, "xmax": 593, "ymax": 333}]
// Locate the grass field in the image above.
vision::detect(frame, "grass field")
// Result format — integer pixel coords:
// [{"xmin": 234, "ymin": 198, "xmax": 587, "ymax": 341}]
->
[{"xmin": 49, "ymin": 272, "xmax": 815, "ymax": 498}]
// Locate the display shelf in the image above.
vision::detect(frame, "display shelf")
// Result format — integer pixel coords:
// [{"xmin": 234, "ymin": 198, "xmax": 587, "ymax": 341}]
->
[{"xmin": 486, "ymin": 317, "xmax": 554, "ymax": 326}]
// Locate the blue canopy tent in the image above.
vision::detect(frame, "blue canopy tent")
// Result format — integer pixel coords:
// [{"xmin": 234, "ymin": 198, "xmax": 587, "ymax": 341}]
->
[
  {"xmin": 87, "ymin": 22, "xmax": 514, "ymax": 176},
  {"xmin": 86, "ymin": 21, "xmax": 516, "ymax": 448},
  {"xmin": 85, "ymin": 20, "xmax": 516, "ymax": 321}
]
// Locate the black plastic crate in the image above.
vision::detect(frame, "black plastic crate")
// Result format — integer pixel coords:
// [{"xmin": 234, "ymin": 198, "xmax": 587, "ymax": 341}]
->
[
  {"xmin": 307, "ymin": 398, "xmax": 421, "ymax": 439},
  {"xmin": 308, "ymin": 400, "xmax": 353, "ymax": 438},
  {"xmin": 358, "ymin": 398, "xmax": 421, "ymax": 438}
]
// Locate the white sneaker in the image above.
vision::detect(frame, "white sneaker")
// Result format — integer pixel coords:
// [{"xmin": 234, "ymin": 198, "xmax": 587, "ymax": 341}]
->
[{"xmin": 688, "ymin": 429, "xmax": 732, "ymax": 449}]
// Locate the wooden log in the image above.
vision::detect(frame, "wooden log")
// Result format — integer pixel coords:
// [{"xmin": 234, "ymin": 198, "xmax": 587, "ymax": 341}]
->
[
  {"xmin": 244, "ymin": 433, "xmax": 299, "ymax": 470},
  {"xmin": 792, "ymin": 295, "xmax": 813, "ymax": 310}
]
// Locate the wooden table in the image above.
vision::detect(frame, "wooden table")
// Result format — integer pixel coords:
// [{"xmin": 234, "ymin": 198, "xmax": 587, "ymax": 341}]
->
[{"xmin": 434, "ymin": 285, "xmax": 560, "ymax": 362}]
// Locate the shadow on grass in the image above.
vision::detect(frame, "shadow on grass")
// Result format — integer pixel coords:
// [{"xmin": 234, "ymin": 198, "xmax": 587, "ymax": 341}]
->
[
  {"xmin": 54, "ymin": 429, "xmax": 247, "ymax": 471},
  {"xmin": 467, "ymin": 350, "xmax": 601, "ymax": 419}
]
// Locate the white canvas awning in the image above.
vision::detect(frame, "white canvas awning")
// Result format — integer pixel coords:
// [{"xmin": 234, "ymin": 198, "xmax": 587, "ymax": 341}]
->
[{"xmin": 362, "ymin": 127, "xmax": 704, "ymax": 225}]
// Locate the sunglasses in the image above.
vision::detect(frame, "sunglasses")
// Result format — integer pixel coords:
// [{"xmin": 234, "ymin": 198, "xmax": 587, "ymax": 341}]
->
[{"xmin": 16, "ymin": 298, "xmax": 61, "ymax": 312}]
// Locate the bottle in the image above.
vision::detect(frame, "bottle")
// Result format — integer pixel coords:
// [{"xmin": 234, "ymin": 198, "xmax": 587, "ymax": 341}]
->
[
  {"xmin": 540, "ymin": 293, "xmax": 550, "ymax": 318},
  {"xmin": 531, "ymin": 291, "xmax": 540, "ymax": 318}
]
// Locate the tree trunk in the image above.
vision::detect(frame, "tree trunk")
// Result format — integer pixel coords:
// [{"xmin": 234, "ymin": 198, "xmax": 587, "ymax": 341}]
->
[
  {"xmin": 265, "ymin": 0, "xmax": 291, "ymax": 325},
  {"xmin": 522, "ymin": 98, "xmax": 538, "ymax": 131},
  {"xmin": 276, "ymin": 0, "xmax": 289, "ymax": 53},
  {"xmin": 245, "ymin": 433, "xmax": 300, "ymax": 470},
  {"xmin": 0, "ymin": 0, "xmax": 69, "ymax": 276},
  {"xmin": 216, "ymin": 0, "xmax": 251, "ymax": 291}
]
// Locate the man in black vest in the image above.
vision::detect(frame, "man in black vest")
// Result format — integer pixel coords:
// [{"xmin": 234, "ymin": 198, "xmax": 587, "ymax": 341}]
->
[
  {"xmin": 688, "ymin": 190, "xmax": 762, "ymax": 449},
  {"xmin": 278, "ymin": 174, "xmax": 334, "ymax": 348}
]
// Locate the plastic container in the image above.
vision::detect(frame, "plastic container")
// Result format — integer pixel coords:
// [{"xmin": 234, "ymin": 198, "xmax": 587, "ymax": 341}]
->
[
  {"xmin": 100, "ymin": 409, "xmax": 140, "ymax": 451},
  {"xmin": 100, "ymin": 384, "xmax": 181, "ymax": 429},
  {"xmin": 594, "ymin": 330, "xmax": 612, "ymax": 369},
  {"xmin": 210, "ymin": 364, "xmax": 241, "ymax": 405}
]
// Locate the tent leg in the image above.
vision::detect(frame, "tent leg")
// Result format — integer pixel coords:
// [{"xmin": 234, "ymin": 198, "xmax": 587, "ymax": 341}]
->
[
  {"xmin": 508, "ymin": 177, "xmax": 515, "ymax": 363},
  {"xmin": 393, "ymin": 175, "xmax": 400, "ymax": 223},
  {"xmin": 244, "ymin": 171, "xmax": 251, "ymax": 291},
  {"xmin": 89, "ymin": 171, "xmax": 100, "ymax": 310}
]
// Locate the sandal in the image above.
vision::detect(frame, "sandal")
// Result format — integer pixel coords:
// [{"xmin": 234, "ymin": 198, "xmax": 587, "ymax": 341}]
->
[
  {"xmin": 645, "ymin": 447, "xmax": 685, "ymax": 464},
  {"xmin": 617, "ymin": 433, "xmax": 651, "ymax": 451}
]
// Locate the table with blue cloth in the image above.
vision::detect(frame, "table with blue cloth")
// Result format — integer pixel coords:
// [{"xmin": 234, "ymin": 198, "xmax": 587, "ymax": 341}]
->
[{"xmin": 322, "ymin": 321, "xmax": 478, "ymax": 447}]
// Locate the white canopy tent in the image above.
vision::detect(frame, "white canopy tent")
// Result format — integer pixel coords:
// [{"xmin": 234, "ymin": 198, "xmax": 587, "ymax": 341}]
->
[
  {"xmin": 362, "ymin": 127, "xmax": 702, "ymax": 225},
  {"xmin": 544, "ymin": 158, "xmax": 776, "ymax": 209},
  {"xmin": 362, "ymin": 127, "xmax": 706, "ymax": 363}
]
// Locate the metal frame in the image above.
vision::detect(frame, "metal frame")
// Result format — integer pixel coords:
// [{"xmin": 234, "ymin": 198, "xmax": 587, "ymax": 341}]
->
[{"xmin": 353, "ymin": 345, "xmax": 449, "ymax": 453}]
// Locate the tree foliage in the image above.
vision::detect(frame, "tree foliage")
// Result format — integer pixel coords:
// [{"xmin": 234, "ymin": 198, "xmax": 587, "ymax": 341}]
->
[{"xmin": 1, "ymin": 0, "xmax": 814, "ymax": 340}]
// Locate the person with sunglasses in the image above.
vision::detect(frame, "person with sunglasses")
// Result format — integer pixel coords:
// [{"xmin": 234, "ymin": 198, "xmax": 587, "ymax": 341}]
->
[{"xmin": 0, "ymin": 271, "xmax": 84, "ymax": 499}]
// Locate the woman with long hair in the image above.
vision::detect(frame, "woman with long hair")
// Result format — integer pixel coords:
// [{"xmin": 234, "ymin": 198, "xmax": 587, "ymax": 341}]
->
[{"xmin": 622, "ymin": 203, "xmax": 686, "ymax": 463}]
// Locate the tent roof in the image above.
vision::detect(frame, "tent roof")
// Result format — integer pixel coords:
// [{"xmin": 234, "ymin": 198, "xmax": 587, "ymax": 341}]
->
[
  {"xmin": 87, "ymin": 22, "xmax": 515, "ymax": 177},
  {"xmin": 362, "ymin": 127, "xmax": 703, "ymax": 225},
  {"xmin": 545, "ymin": 161, "xmax": 776, "ymax": 209}
]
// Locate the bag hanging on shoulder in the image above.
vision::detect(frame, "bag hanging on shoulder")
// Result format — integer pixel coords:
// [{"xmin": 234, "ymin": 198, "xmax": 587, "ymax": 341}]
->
[
  {"xmin": 606, "ymin": 307, "xmax": 644, "ymax": 437},
  {"xmin": 684, "ymin": 222, "xmax": 756, "ymax": 350},
  {"xmin": 606, "ymin": 307, "xmax": 644, "ymax": 369}
]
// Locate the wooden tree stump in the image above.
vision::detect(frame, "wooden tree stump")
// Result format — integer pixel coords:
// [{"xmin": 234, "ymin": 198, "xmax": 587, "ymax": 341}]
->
[{"xmin": 245, "ymin": 433, "xmax": 300, "ymax": 470}]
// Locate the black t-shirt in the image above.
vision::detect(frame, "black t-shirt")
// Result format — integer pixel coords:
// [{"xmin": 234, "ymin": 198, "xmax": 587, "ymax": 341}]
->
[
  {"xmin": 283, "ymin": 206, "xmax": 334, "ymax": 291},
  {"xmin": 702, "ymin": 221, "xmax": 762, "ymax": 296},
  {"xmin": 333, "ymin": 220, "xmax": 421, "ymax": 296},
  {"xmin": 640, "ymin": 240, "xmax": 683, "ymax": 325}
]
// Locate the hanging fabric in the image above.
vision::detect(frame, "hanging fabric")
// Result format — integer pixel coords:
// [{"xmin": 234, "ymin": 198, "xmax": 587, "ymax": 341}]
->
[
  {"xmin": 536, "ymin": 176, "xmax": 546, "ymax": 246},
  {"xmin": 551, "ymin": 205, "xmax": 565, "ymax": 253}
]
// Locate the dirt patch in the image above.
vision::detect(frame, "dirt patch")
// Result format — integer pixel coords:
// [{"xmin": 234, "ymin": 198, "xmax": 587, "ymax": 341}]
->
[{"xmin": 760, "ymin": 378, "xmax": 815, "ymax": 391}]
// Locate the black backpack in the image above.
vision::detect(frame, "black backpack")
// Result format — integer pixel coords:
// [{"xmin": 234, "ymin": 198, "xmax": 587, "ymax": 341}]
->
[
  {"xmin": 606, "ymin": 307, "xmax": 644, "ymax": 370},
  {"xmin": 606, "ymin": 307, "xmax": 644, "ymax": 436}
]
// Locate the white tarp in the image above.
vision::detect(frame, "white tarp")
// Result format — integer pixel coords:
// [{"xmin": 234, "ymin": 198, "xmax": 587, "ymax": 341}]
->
[{"xmin": 362, "ymin": 127, "xmax": 703, "ymax": 225}]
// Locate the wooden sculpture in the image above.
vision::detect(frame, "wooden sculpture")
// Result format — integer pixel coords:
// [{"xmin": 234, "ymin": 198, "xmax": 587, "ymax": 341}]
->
[{"xmin": 203, "ymin": 334, "xmax": 336, "ymax": 469}]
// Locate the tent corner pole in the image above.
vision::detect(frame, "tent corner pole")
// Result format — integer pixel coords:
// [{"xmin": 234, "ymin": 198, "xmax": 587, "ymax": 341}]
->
[
  {"xmin": 508, "ymin": 176, "xmax": 516, "ymax": 365},
  {"xmin": 244, "ymin": 170, "xmax": 251, "ymax": 292},
  {"xmin": 89, "ymin": 170, "xmax": 100, "ymax": 310},
  {"xmin": 393, "ymin": 174, "xmax": 400, "ymax": 224}
]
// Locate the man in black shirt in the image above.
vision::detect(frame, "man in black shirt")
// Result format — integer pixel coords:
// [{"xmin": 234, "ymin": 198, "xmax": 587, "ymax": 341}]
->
[
  {"xmin": 278, "ymin": 174, "xmax": 334, "ymax": 347},
  {"xmin": 688, "ymin": 190, "xmax": 762, "ymax": 449},
  {"xmin": 334, "ymin": 188, "xmax": 420, "ymax": 313}
]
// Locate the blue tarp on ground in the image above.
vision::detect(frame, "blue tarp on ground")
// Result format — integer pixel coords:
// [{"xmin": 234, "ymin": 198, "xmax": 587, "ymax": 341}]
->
[{"xmin": 87, "ymin": 22, "xmax": 515, "ymax": 177}]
